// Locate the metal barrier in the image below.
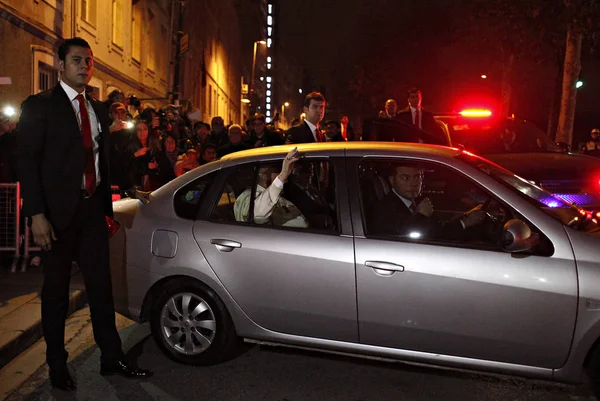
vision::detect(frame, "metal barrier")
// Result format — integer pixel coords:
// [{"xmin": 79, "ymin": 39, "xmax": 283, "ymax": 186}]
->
[
  {"xmin": 2, "ymin": 183, "xmax": 126, "ymax": 273},
  {"xmin": 0, "ymin": 183, "xmax": 21, "ymax": 272}
]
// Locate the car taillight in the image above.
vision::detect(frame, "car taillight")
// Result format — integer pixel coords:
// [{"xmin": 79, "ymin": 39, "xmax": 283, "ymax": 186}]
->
[
  {"xmin": 459, "ymin": 109, "xmax": 492, "ymax": 118},
  {"xmin": 106, "ymin": 216, "xmax": 120, "ymax": 238}
]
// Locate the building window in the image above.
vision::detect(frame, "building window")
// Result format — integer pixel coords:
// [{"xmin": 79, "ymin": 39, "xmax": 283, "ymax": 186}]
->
[
  {"xmin": 160, "ymin": 25, "xmax": 168, "ymax": 76},
  {"xmin": 146, "ymin": 11, "xmax": 156, "ymax": 71},
  {"xmin": 81, "ymin": 0, "xmax": 97, "ymax": 26},
  {"xmin": 38, "ymin": 62, "xmax": 58, "ymax": 93},
  {"xmin": 131, "ymin": 3, "xmax": 142, "ymax": 62},
  {"xmin": 112, "ymin": 0, "xmax": 124, "ymax": 48}
]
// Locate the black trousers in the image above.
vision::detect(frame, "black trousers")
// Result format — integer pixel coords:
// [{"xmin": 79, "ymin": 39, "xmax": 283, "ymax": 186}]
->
[{"xmin": 41, "ymin": 188, "xmax": 124, "ymax": 370}]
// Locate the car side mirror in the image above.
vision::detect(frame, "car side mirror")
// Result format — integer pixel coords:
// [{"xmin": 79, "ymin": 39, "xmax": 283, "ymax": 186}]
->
[{"xmin": 501, "ymin": 219, "xmax": 539, "ymax": 253}]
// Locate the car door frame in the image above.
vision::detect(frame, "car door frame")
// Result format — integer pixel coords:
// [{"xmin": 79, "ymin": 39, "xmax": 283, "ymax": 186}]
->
[{"xmin": 191, "ymin": 149, "xmax": 359, "ymax": 342}]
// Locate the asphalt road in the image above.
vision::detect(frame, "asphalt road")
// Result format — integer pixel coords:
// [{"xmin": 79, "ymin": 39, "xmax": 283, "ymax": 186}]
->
[{"xmin": 5, "ymin": 310, "xmax": 596, "ymax": 401}]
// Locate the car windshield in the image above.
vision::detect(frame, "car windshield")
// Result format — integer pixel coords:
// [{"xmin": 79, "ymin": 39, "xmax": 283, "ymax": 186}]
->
[
  {"xmin": 446, "ymin": 119, "xmax": 562, "ymax": 155},
  {"xmin": 457, "ymin": 153, "xmax": 600, "ymax": 233}
]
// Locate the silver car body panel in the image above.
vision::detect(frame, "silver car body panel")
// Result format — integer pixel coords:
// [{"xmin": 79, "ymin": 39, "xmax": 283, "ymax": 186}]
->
[
  {"xmin": 553, "ymin": 228, "xmax": 600, "ymax": 382},
  {"xmin": 107, "ymin": 143, "xmax": 600, "ymax": 384},
  {"xmin": 193, "ymin": 222, "xmax": 358, "ymax": 342}
]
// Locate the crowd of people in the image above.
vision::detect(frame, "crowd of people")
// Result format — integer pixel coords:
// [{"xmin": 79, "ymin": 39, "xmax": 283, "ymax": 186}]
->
[{"xmin": 99, "ymin": 91, "xmax": 355, "ymax": 192}]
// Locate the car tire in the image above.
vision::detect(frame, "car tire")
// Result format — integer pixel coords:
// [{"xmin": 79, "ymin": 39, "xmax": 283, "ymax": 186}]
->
[
  {"xmin": 150, "ymin": 278, "xmax": 240, "ymax": 365},
  {"xmin": 587, "ymin": 345, "xmax": 600, "ymax": 400}
]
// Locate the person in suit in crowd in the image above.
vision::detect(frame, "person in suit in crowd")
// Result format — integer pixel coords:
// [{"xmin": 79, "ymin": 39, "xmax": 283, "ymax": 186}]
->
[
  {"xmin": 17, "ymin": 37, "xmax": 152, "ymax": 392},
  {"xmin": 372, "ymin": 163, "xmax": 485, "ymax": 239},
  {"xmin": 340, "ymin": 115, "xmax": 355, "ymax": 141},
  {"xmin": 286, "ymin": 92, "xmax": 327, "ymax": 144},
  {"xmin": 396, "ymin": 88, "xmax": 438, "ymax": 135},
  {"xmin": 324, "ymin": 120, "xmax": 345, "ymax": 142}
]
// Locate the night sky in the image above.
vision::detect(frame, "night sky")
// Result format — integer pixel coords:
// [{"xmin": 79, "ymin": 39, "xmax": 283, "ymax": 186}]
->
[{"xmin": 278, "ymin": 0, "xmax": 600, "ymax": 140}]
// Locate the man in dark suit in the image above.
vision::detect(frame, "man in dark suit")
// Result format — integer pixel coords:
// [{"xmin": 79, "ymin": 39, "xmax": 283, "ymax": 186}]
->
[
  {"xmin": 17, "ymin": 37, "xmax": 152, "ymax": 391},
  {"xmin": 371, "ymin": 163, "xmax": 485, "ymax": 240},
  {"xmin": 396, "ymin": 88, "xmax": 439, "ymax": 136},
  {"xmin": 285, "ymin": 162, "xmax": 334, "ymax": 230},
  {"xmin": 286, "ymin": 92, "xmax": 326, "ymax": 144}
]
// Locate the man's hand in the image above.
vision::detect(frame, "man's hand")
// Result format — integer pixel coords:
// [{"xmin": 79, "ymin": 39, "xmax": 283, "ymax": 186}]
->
[
  {"xmin": 134, "ymin": 147, "xmax": 148, "ymax": 157},
  {"xmin": 128, "ymin": 188, "xmax": 151, "ymax": 204},
  {"xmin": 462, "ymin": 206, "xmax": 487, "ymax": 228},
  {"xmin": 416, "ymin": 197, "xmax": 434, "ymax": 217},
  {"xmin": 110, "ymin": 120, "xmax": 128, "ymax": 133},
  {"xmin": 31, "ymin": 213, "xmax": 57, "ymax": 251},
  {"xmin": 148, "ymin": 160, "xmax": 158, "ymax": 170},
  {"xmin": 279, "ymin": 147, "xmax": 301, "ymax": 183}
]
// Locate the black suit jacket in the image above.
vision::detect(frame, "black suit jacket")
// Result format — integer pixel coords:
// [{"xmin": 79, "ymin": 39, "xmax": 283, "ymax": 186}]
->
[
  {"xmin": 372, "ymin": 192, "xmax": 464, "ymax": 240},
  {"xmin": 397, "ymin": 107, "xmax": 437, "ymax": 134},
  {"xmin": 17, "ymin": 84, "xmax": 131, "ymax": 231},
  {"xmin": 286, "ymin": 121, "xmax": 319, "ymax": 144},
  {"xmin": 284, "ymin": 181, "xmax": 333, "ymax": 230}
]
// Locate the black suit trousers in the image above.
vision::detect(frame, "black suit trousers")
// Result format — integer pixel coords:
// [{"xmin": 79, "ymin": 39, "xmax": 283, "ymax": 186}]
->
[{"xmin": 41, "ymin": 187, "xmax": 123, "ymax": 370}]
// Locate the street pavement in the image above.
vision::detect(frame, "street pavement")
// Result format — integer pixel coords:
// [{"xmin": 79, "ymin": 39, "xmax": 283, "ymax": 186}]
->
[{"xmin": 2, "ymin": 309, "xmax": 596, "ymax": 401}]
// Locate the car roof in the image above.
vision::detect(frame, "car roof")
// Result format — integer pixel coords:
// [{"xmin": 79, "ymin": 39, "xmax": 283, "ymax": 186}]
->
[{"xmin": 219, "ymin": 142, "xmax": 461, "ymax": 164}]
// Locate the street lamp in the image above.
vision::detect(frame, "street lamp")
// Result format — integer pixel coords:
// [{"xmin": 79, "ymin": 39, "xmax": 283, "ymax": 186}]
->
[
  {"xmin": 281, "ymin": 101, "xmax": 290, "ymax": 118},
  {"xmin": 250, "ymin": 40, "xmax": 267, "ymax": 95}
]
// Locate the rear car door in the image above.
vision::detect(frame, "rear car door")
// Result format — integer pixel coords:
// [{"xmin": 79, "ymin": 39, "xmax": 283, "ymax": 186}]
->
[
  {"xmin": 349, "ymin": 156, "xmax": 578, "ymax": 368},
  {"xmin": 192, "ymin": 155, "xmax": 358, "ymax": 342}
]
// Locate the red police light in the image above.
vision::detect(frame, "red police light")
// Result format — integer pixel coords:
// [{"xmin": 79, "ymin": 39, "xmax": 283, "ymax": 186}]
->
[{"xmin": 459, "ymin": 109, "xmax": 492, "ymax": 118}]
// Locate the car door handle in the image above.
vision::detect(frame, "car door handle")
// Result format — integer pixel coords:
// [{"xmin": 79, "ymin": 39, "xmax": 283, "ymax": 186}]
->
[
  {"xmin": 365, "ymin": 261, "xmax": 405, "ymax": 276},
  {"xmin": 210, "ymin": 239, "xmax": 242, "ymax": 252}
]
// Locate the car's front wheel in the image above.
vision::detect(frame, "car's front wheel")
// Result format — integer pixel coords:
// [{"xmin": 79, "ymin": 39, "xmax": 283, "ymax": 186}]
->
[{"xmin": 150, "ymin": 279, "xmax": 239, "ymax": 365}]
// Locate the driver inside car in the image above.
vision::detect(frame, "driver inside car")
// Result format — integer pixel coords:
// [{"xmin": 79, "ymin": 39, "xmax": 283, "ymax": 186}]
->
[
  {"xmin": 234, "ymin": 148, "xmax": 308, "ymax": 228},
  {"xmin": 371, "ymin": 163, "xmax": 489, "ymax": 240}
]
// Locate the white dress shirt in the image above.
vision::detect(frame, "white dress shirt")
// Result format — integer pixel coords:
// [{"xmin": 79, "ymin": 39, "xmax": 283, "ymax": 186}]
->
[
  {"xmin": 410, "ymin": 106, "xmax": 422, "ymax": 129},
  {"xmin": 234, "ymin": 176, "xmax": 308, "ymax": 228},
  {"xmin": 60, "ymin": 81, "xmax": 101, "ymax": 187},
  {"xmin": 391, "ymin": 189, "xmax": 414, "ymax": 210},
  {"xmin": 304, "ymin": 120, "xmax": 319, "ymax": 142}
]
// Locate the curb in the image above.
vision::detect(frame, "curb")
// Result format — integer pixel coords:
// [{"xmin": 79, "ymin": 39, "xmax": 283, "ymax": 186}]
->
[{"xmin": 0, "ymin": 289, "xmax": 87, "ymax": 368}]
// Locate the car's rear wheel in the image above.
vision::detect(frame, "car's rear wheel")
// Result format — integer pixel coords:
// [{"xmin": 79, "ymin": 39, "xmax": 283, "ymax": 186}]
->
[
  {"xmin": 150, "ymin": 278, "xmax": 239, "ymax": 365},
  {"xmin": 587, "ymin": 345, "xmax": 600, "ymax": 400}
]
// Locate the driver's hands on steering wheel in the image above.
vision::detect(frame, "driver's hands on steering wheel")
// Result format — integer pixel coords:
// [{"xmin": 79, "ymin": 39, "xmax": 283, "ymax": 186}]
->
[{"xmin": 461, "ymin": 205, "xmax": 487, "ymax": 228}]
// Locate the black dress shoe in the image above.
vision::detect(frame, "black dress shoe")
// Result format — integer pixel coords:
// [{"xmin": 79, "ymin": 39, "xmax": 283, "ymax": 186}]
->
[
  {"xmin": 100, "ymin": 360, "xmax": 153, "ymax": 379},
  {"xmin": 49, "ymin": 367, "xmax": 77, "ymax": 391}
]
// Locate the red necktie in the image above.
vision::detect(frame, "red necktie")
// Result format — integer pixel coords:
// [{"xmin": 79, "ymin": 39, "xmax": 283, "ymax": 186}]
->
[
  {"xmin": 75, "ymin": 94, "xmax": 97, "ymax": 196},
  {"xmin": 315, "ymin": 128, "xmax": 323, "ymax": 142},
  {"xmin": 415, "ymin": 109, "xmax": 421, "ymax": 129}
]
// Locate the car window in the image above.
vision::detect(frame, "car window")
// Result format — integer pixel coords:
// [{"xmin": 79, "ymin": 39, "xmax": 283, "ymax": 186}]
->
[
  {"xmin": 209, "ymin": 164, "xmax": 256, "ymax": 223},
  {"xmin": 359, "ymin": 159, "xmax": 520, "ymax": 251},
  {"xmin": 174, "ymin": 171, "xmax": 217, "ymax": 220},
  {"xmin": 209, "ymin": 159, "xmax": 338, "ymax": 233}
]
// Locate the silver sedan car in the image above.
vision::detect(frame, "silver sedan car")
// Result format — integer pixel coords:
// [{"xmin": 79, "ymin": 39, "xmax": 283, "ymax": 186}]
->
[{"xmin": 109, "ymin": 142, "xmax": 600, "ymax": 396}]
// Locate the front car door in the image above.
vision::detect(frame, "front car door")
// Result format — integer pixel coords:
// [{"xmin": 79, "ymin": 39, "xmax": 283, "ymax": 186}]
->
[
  {"xmin": 348, "ymin": 153, "xmax": 577, "ymax": 368},
  {"xmin": 192, "ymin": 153, "xmax": 358, "ymax": 342}
]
